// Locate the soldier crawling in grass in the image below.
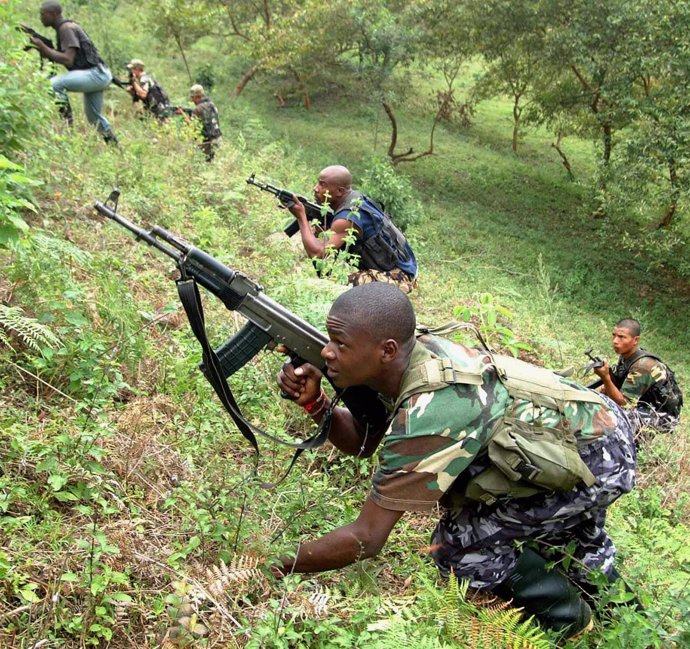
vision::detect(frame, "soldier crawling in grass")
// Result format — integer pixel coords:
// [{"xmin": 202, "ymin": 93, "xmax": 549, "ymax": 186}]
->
[
  {"xmin": 285, "ymin": 165, "xmax": 418, "ymax": 293},
  {"xmin": 274, "ymin": 283, "xmax": 641, "ymax": 639}
]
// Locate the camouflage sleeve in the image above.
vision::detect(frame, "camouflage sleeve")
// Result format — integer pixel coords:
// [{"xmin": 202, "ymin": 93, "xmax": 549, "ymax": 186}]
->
[
  {"xmin": 620, "ymin": 357, "xmax": 667, "ymax": 405},
  {"xmin": 139, "ymin": 75, "xmax": 153, "ymax": 94},
  {"xmin": 370, "ymin": 383, "xmax": 499, "ymax": 512}
]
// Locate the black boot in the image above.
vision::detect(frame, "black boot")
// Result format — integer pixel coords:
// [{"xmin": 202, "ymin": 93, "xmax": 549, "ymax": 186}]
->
[
  {"xmin": 57, "ymin": 99, "xmax": 73, "ymax": 126},
  {"xmin": 492, "ymin": 548, "xmax": 592, "ymax": 637},
  {"xmin": 102, "ymin": 130, "xmax": 119, "ymax": 146}
]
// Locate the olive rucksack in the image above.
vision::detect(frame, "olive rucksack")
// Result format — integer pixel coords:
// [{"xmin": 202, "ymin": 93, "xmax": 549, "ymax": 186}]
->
[
  {"xmin": 395, "ymin": 326, "xmax": 603, "ymax": 506},
  {"xmin": 612, "ymin": 350, "xmax": 683, "ymax": 418}
]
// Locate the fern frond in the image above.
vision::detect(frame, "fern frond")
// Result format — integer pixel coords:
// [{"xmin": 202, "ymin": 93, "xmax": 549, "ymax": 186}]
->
[
  {"xmin": 306, "ymin": 588, "xmax": 330, "ymax": 617},
  {"xmin": 0, "ymin": 304, "xmax": 61, "ymax": 351},
  {"xmin": 31, "ymin": 232, "xmax": 92, "ymax": 265},
  {"xmin": 204, "ymin": 555, "xmax": 263, "ymax": 601}
]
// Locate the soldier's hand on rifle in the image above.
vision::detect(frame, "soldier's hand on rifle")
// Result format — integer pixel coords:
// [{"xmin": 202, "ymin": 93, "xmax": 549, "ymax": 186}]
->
[
  {"xmin": 277, "ymin": 358, "xmax": 323, "ymax": 406},
  {"xmin": 30, "ymin": 35, "xmax": 46, "ymax": 50},
  {"xmin": 286, "ymin": 194, "xmax": 308, "ymax": 222},
  {"xmin": 593, "ymin": 360, "xmax": 610, "ymax": 379}
]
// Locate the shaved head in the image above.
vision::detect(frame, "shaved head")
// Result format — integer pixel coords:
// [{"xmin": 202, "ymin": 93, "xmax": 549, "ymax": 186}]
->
[
  {"xmin": 320, "ymin": 165, "xmax": 352, "ymax": 189},
  {"xmin": 40, "ymin": 1, "xmax": 62, "ymax": 12},
  {"xmin": 615, "ymin": 318, "xmax": 641, "ymax": 337},
  {"xmin": 330, "ymin": 283, "xmax": 416, "ymax": 346}
]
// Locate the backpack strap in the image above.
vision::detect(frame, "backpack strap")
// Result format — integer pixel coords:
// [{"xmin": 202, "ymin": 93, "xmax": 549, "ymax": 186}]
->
[
  {"xmin": 417, "ymin": 321, "xmax": 493, "ymax": 352},
  {"xmin": 489, "ymin": 353, "xmax": 604, "ymax": 412},
  {"xmin": 393, "ymin": 342, "xmax": 484, "ymax": 412}
]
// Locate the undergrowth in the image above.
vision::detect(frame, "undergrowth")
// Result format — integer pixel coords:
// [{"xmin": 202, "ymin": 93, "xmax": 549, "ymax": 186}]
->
[{"xmin": 1, "ymin": 0, "xmax": 689, "ymax": 646}]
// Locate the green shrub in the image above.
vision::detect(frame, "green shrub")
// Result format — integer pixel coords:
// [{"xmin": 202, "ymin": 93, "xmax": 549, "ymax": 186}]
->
[{"xmin": 360, "ymin": 157, "xmax": 424, "ymax": 231}]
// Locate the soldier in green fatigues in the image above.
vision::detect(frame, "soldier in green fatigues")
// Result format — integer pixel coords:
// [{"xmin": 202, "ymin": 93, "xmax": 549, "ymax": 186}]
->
[
  {"xmin": 594, "ymin": 318, "xmax": 681, "ymax": 432},
  {"xmin": 274, "ymin": 283, "xmax": 639, "ymax": 639},
  {"xmin": 124, "ymin": 58, "xmax": 172, "ymax": 121},
  {"xmin": 177, "ymin": 84, "xmax": 221, "ymax": 161}
]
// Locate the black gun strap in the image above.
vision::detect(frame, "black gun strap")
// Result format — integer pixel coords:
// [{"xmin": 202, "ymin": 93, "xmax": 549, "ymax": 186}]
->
[{"xmin": 175, "ymin": 278, "xmax": 334, "ymax": 459}]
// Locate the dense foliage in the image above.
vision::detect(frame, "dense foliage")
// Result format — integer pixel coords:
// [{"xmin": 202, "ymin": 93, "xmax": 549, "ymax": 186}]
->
[{"xmin": 1, "ymin": 0, "xmax": 689, "ymax": 647}]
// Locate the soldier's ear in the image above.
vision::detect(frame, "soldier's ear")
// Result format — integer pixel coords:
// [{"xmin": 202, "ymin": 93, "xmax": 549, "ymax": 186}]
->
[{"xmin": 381, "ymin": 339, "xmax": 399, "ymax": 364}]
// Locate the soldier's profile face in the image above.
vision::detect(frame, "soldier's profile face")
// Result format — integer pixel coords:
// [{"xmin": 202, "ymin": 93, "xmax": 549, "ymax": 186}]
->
[
  {"xmin": 611, "ymin": 326, "xmax": 639, "ymax": 356},
  {"xmin": 322, "ymin": 311, "xmax": 380, "ymax": 389}
]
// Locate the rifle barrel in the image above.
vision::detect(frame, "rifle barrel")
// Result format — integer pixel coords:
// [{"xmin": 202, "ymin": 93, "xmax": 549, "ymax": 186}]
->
[{"xmin": 94, "ymin": 202, "xmax": 182, "ymax": 260}]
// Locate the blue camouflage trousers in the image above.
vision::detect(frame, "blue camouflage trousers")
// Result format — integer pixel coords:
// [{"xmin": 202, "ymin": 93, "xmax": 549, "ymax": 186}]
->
[{"xmin": 431, "ymin": 398, "xmax": 637, "ymax": 590}]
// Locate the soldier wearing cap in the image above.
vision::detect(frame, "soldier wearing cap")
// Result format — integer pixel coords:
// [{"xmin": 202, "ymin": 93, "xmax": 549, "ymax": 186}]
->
[
  {"xmin": 177, "ymin": 84, "xmax": 222, "ymax": 161},
  {"xmin": 124, "ymin": 59, "xmax": 172, "ymax": 121}
]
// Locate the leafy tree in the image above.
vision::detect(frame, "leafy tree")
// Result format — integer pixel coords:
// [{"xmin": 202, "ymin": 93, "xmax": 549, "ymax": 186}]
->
[
  {"xmin": 146, "ymin": 0, "xmax": 216, "ymax": 82},
  {"xmin": 209, "ymin": 0, "xmax": 351, "ymax": 104},
  {"xmin": 466, "ymin": 0, "xmax": 545, "ymax": 153}
]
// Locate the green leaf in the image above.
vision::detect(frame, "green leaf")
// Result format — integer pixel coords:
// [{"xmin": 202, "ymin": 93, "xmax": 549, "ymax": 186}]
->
[
  {"xmin": 19, "ymin": 587, "xmax": 41, "ymax": 604},
  {"xmin": 47, "ymin": 474, "xmax": 68, "ymax": 491},
  {"xmin": 109, "ymin": 592, "xmax": 133, "ymax": 603},
  {"xmin": 53, "ymin": 491, "xmax": 79, "ymax": 502},
  {"xmin": 65, "ymin": 311, "xmax": 89, "ymax": 326}
]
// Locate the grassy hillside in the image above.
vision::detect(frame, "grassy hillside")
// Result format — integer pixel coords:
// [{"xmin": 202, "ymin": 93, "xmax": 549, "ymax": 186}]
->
[{"xmin": 2, "ymin": 2, "xmax": 689, "ymax": 647}]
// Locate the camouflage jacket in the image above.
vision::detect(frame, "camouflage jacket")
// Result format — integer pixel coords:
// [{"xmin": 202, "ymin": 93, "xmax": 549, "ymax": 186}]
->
[
  {"xmin": 136, "ymin": 73, "xmax": 170, "ymax": 115},
  {"xmin": 369, "ymin": 335, "xmax": 618, "ymax": 512},
  {"xmin": 613, "ymin": 354, "xmax": 668, "ymax": 407},
  {"xmin": 192, "ymin": 97, "xmax": 221, "ymax": 141}
]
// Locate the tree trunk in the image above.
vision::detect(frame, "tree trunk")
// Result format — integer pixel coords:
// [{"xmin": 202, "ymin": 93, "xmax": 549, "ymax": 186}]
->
[
  {"xmin": 173, "ymin": 33, "xmax": 193, "ymax": 84},
  {"xmin": 658, "ymin": 158, "xmax": 679, "ymax": 229},
  {"xmin": 235, "ymin": 65, "xmax": 258, "ymax": 96},
  {"xmin": 382, "ymin": 100, "xmax": 400, "ymax": 159},
  {"xmin": 512, "ymin": 95, "xmax": 522, "ymax": 153},
  {"xmin": 383, "ymin": 99, "xmax": 438, "ymax": 166},
  {"xmin": 551, "ymin": 133, "xmax": 575, "ymax": 181},
  {"xmin": 602, "ymin": 121, "xmax": 612, "ymax": 165},
  {"xmin": 291, "ymin": 70, "xmax": 311, "ymax": 110}
]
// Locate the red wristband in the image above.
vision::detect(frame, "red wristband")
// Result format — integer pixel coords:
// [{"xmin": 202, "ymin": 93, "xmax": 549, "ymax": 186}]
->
[{"xmin": 303, "ymin": 390, "xmax": 326, "ymax": 413}]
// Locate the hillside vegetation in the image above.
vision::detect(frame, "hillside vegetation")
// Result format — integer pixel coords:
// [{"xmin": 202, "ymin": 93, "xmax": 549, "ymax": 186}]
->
[{"xmin": 1, "ymin": 1, "xmax": 689, "ymax": 647}]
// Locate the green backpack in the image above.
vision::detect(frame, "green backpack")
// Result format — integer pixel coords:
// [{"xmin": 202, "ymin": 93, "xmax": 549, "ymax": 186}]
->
[{"xmin": 395, "ymin": 325, "xmax": 602, "ymax": 506}]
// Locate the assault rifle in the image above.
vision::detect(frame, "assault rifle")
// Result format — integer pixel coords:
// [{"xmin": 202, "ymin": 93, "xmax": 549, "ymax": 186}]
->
[
  {"xmin": 18, "ymin": 24, "xmax": 54, "ymax": 70},
  {"xmin": 111, "ymin": 73, "xmax": 132, "ymax": 91},
  {"xmin": 246, "ymin": 173, "xmax": 332, "ymax": 238},
  {"xmin": 94, "ymin": 190, "xmax": 388, "ymax": 459}
]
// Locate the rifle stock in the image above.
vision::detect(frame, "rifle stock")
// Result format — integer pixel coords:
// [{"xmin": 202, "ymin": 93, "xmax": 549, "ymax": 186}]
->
[{"xmin": 93, "ymin": 196, "xmax": 389, "ymax": 436}]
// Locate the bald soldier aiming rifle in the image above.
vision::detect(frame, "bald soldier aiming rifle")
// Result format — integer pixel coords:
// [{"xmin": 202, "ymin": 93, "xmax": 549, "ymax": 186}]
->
[
  {"xmin": 285, "ymin": 166, "xmax": 418, "ymax": 293},
  {"xmin": 274, "ymin": 283, "xmax": 642, "ymax": 639}
]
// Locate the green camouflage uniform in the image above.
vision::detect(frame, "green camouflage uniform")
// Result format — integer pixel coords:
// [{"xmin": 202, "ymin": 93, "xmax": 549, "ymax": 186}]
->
[
  {"xmin": 136, "ymin": 72, "xmax": 171, "ymax": 120},
  {"xmin": 618, "ymin": 355, "xmax": 666, "ymax": 403},
  {"xmin": 614, "ymin": 354, "xmax": 679, "ymax": 432},
  {"xmin": 369, "ymin": 335, "xmax": 636, "ymax": 590},
  {"xmin": 192, "ymin": 97, "xmax": 222, "ymax": 161}
]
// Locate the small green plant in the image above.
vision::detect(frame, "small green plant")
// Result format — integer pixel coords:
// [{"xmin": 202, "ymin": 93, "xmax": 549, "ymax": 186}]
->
[
  {"xmin": 310, "ymin": 214, "xmax": 360, "ymax": 286},
  {"xmin": 0, "ymin": 304, "xmax": 61, "ymax": 352},
  {"xmin": 0, "ymin": 156, "xmax": 41, "ymax": 248},
  {"xmin": 369, "ymin": 572, "xmax": 550, "ymax": 649},
  {"xmin": 360, "ymin": 157, "xmax": 424, "ymax": 232},
  {"xmin": 454, "ymin": 293, "xmax": 532, "ymax": 357}
]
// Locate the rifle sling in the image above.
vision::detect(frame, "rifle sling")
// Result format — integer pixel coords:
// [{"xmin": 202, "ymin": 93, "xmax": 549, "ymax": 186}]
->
[{"xmin": 175, "ymin": 278, "xmax": 335, "ymax": 470}]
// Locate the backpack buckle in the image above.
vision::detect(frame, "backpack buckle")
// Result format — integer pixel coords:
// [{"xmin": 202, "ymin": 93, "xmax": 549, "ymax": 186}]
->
[{"xmin": 440, "ymin": 359, "xmax": 456, "ymax": 383}]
